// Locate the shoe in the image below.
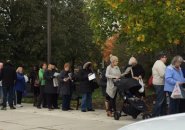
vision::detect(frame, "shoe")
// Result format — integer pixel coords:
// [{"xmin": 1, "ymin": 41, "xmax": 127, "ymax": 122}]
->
[
  {"xmin": 1, "ymin": 107, "xmax": 7, "ymax": 110},
  {"xmin": 87, "ymin": 109, "xmax": 95, "ymax": 111},
  {"xmin": 54, "ymin": 107, "xmax": 60, "ymax": 109},
  {"xmin": 48, "ymin": 108, "xmax": 54, "ymax": 111},
  {"xmin": 68, "ymin": 108, "xmax": 74, "ymax": 110},
  {"xmin": 37, "ymin": 106, "xmax": 41, "ymax": 109},
  {"xmin": 81, "ymin": 110, "xmax": 87, "ymax": 112},
  {"xmin": 17, "ymin": 104, "xmax": 23, "ymax": 107},
  {"xmin": 107, "ymin": 111, "xmax": 113, "ymax": 117},
  {"xmin": 10, "ymin": 106, "xmax": 16, "ymax": 109}
]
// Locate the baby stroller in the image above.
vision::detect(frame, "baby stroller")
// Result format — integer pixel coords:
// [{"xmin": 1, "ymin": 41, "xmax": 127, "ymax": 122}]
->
[{"xmin": 113, "ymin": 78, "xmax": 152, "ymax": 120}]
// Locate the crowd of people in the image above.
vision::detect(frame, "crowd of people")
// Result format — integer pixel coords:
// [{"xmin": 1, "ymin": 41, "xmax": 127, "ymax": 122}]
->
[
  {"xmin": 0, "ymin": 53, "xmax": 185, "ymax": 119},
  {"xmin": 0, "ymin": 60, "xmax": 97, "ymax": 112}
]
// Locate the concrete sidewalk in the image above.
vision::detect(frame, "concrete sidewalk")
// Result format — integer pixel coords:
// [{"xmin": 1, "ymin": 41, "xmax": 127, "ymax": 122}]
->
[{"xmin": 0, "ymin": 104, "xmax": 140, "ymax": 130}]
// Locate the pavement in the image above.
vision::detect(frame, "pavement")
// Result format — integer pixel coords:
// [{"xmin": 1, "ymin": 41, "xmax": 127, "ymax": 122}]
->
[{"xmin": 0, "ymin": 103, "xmax": 140, "ymax": 130}]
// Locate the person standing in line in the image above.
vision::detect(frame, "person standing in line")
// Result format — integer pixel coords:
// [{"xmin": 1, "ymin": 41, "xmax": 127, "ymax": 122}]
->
[
  {"xmin": 106, "ymin": 55, "xmax": 121, "ymax": 116},
  {"xmin": 60, "ymin": 63, "xmax": 74, "ymax": 111},
  {"xmin": 152, "ymin": 53, "xmax": 167, "ymax": 117},
  {"xmin": 0, "ymin": 62, "xmax": 3, "ymax": 105},
  {"xmin": 29, "ymin": 65, "xmax": 40, "ymax": 107},
  {"xmin": 78, "ymin": 62, "xmax": 95, "ymax": 112},
  {"xmin": 0, "ymin": 60, "xmax": 17, "ymax": 110},
  {"xmin": 164, "ymin": 56, "xmax": 185, "ymax": 114},
  {"xmin": 44, "ymin": 63, "xmax": 58, "ymax": 111},
  {"xmin": 37, "ymin": 62, "xmax": 47, "ymax": 109},
  {"xmin": 15, "ymin": 67, "xmax": 26, "ymax": 107}
]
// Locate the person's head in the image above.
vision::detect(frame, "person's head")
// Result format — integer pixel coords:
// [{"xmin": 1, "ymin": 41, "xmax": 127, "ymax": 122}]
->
[
  {"xmin": 128, "ymin": 56, "xmax": 137, "ymax": 66},
  {"xmin": 83, "ymin": 62, "xmax": 92, "ymax": 70},
  {"xmin": 16, "ymin": 67, "xmax": 23, "ymax": 74},
  {"xmin": 64, "ymin": 63, "xmax": 70, "ymax": 71},
  {"xmin": 158, "ymin": 53, "xmax": 167, "ymax": 63},
  {"xmin": 41, "ymin": 62, "xmax": 47, "ymax": 70},
  {"xmin": 110, "ymin": 54, "xmax": 119, "ymax": 66},
  {"xmin": 48, "ymin": 63, "xmax": 54, "ymax": 70},
  {"xmin": 171, "ymin": 56, "xmax": 184, "ymax": 68},
  {"xmin": 0, "ymin": 62, "xmax": 3, "ymax": 70}
]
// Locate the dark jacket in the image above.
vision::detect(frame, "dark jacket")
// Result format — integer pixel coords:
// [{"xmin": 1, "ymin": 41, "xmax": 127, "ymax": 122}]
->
[
  {"xmin": 60, "ymin": 70, "xmax": 73, "ymax": 95},
  {"xmin": 15, "ymin": 73, "xmax": 26, "ymax": 92},
  {"xmin": 29, "ymin": 70, "xmax": 39, "ymax": 87},
  {"xmin": 44, "ymin": 69, "xmax": 57, "ymax": 94},
  {"xmin": 0, "ymin": 63, "xmax": 16, "ymax": 87},
  {"xmin": 78, "ymin": 68, "xmax": 94, "ymax": 94},
  {"xmin": 124, "ymin": 64, "xmax": 145, "ymax": 78}
]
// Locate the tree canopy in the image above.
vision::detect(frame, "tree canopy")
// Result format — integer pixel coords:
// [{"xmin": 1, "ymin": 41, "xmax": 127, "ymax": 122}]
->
[
  {"xmin": 0, "ymin": 0, "xmax": 101, "ymax": 68},
  {"xmin": 85, "ymin": 0, "xmax": 185, "ymax": 57}
]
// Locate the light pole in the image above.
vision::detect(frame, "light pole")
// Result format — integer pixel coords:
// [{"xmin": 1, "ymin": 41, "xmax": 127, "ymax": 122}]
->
[{"xmin": 47, "ymin": 0, "xmax": 51, "ymax": 63}]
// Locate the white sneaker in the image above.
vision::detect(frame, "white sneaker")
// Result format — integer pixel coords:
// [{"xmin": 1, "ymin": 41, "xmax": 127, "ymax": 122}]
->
[{"xmin": 17, "ymin": 104, "xmax": 23, "ymax": 107}]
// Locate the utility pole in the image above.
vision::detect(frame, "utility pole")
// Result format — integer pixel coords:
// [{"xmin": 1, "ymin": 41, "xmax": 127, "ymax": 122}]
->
[{"xmin": 47, "ymin": 0, "xmax": 51, "ymax": 63}]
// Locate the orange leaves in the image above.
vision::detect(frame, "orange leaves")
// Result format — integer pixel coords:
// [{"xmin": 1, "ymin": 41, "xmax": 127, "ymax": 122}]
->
[{"xmin": 103, "ymin": 34, "xmax": 119, "ymax": 61}]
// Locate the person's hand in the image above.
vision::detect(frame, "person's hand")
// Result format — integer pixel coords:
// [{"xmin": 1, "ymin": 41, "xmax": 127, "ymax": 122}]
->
[
  {"xmin": 139, "ymin": 75, "xmax": 142, "ymax": 79},
  {"xmin": 177, "ymin": 82, "xmax": 184, "ymax": 85},
  {"xmin": 133, "ymin": 77, "xmax": 139, "ymax": 80}
]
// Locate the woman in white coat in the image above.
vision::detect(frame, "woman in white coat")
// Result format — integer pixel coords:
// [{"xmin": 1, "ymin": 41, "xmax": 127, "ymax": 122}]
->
[{"xmin": 106, "ymin": 55, "xmax": 121, "ymax": 116}]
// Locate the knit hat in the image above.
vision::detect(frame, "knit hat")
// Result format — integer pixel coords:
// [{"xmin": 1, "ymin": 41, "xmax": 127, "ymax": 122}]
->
[
  {"xmin": 110, "ymin": 54, "xmax": 118, "ymax": 63},
  {"xmin": 128, "ymin": 56, "xmax": 137, "ymax": 65}
]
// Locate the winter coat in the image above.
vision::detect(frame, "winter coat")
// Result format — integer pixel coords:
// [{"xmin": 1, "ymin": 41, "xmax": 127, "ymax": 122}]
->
[
  {"xmin": 78, "ymin": 68, "xmax": 94, "ymax": 94},
  {"xmin": 44, "ymin": 69, "xmax": 57, "ymax": 94},
  {"xmin": 39, "ymin": 68, "xmax": 46, "ymax": 86},
  {"xmin": 14, "ymin": 73, "xmax": 26, "ymax": 92},
  {"xmin": 0, "ymin": 63, "xmax": 17, "ymax": 87},
  {"xmin": 59, "ymin": 70, "xmax": 73, "ymax": 95},
  {"xmin": 164, "ymin": 65, "xmax": 185, "ymax": 92},
  {"xmin": 124, "ymin": 64, "xmax": 145, "ymax": 78},
  {"xmin": 106, "ymin": 65, "xmax": 121, "ymax": 98},
  {"xmin": 152, "ymin": 60, "xmax": 166, "ymax": 85}
]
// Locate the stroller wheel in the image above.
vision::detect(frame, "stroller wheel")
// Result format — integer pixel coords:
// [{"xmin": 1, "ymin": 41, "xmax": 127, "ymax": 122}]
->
[
  {"xmin": 114, "ymin": 112, "xmax": 120, "ymax": 120},
  {"xmin": 142, "ymin": 114, "xmax": 152, "ymax": 120}
]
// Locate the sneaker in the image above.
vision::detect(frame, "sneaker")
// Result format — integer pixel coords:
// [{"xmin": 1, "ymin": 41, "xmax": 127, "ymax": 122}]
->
[
  {"xmin": 87, "ymin": 109, "xmax": 95, "ymax": 111},
  {"xmin": 17, "ymin": 104, "xmax": 23, "ymax": 107},
  {"xmin": 81, "ymin": 110, "xmax": 87, "ymax": 112},
  {"xmin": 37, "ymin": 106, "xmax": 41, "ymax": 109},
  {"xmin": 1, "ymin": 107, "xmax": 7, "ymax": 110},
  {"xmin": 10, "ymin": 106, "xmax": 16, "ymax": 110}
]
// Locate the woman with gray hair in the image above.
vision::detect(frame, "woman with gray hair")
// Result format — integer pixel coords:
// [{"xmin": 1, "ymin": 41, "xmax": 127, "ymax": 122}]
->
[
  {"xmin": 164, "ymin": 55, "xmax": 185, "ymax": 114},
  {"xmin": 106, "ymin": 55, "xmax": 121, "ymax": 116}
]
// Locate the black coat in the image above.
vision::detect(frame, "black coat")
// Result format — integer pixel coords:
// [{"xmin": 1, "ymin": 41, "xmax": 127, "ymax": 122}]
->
[
  {"xmin": 59, "ymin": 70, "xmax": 73, "ymax": 95},
  {"xmin": 44, "ymin": 69, "xmax": 57, "ymax": 94},
  {"xmin": 124, "ymin": 64, "xmax": 145, "ymax": 78},
  {"xmin": 0, "ymin": 63, "xmax": 16, "ymax": 87},
  {"xmin": 77, "ymin": 68, "xmax": 94, "ymax": 94}
]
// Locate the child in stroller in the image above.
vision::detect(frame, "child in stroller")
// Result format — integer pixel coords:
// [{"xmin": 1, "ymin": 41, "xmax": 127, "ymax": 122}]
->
[{"xmin": 113, "ymin": 78, "xmax": 152, "ymax": 120}]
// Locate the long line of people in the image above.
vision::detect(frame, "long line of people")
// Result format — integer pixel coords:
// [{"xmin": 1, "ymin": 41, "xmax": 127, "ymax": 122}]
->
[
  {"xmin": 0, "ymin": 60, "xmax": 97, "ymax": 112},
  {"xmin": 0, "ymin": 55, "xmax": 185, "ymax": 118}
]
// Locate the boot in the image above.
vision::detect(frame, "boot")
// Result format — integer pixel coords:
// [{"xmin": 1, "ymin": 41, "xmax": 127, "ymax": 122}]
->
[{"xmin": 105, "ymin": 101, "xmax": 113, "ymax": 117}]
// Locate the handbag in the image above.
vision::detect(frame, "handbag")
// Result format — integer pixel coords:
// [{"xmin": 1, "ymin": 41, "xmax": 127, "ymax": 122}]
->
[
  {"xmin": 148, "ymin": 76, "xmax": 153, "ymax": 88},
  {"xmin": 171, "ymin": 83, "xmax": 185, "ymax": 99}
]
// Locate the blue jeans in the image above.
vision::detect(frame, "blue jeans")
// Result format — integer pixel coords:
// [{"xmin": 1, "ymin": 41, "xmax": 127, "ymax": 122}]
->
[
  {"xmin": 152, "ymin": 85, "xmax": 166, "ymax": 117},
  {"xmin": 2, "ymin": 86, "xmax": 14, "ymax": 107},
  {"xmin": 81, "ymin": 92, "xmax": 92, "ymax": 111},
  {"xmin": 62, "ymin": 95, "xmax": 71, "ymax": 110},
  {"xmin": 168, "ymin": 92, "xmax": 180, "ymax": 114}
]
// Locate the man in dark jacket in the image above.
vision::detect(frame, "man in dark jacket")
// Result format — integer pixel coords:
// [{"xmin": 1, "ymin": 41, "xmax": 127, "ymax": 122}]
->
[{"xmin": 0, "ymin": 60, "xmax": 17, "ymax": 110}]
